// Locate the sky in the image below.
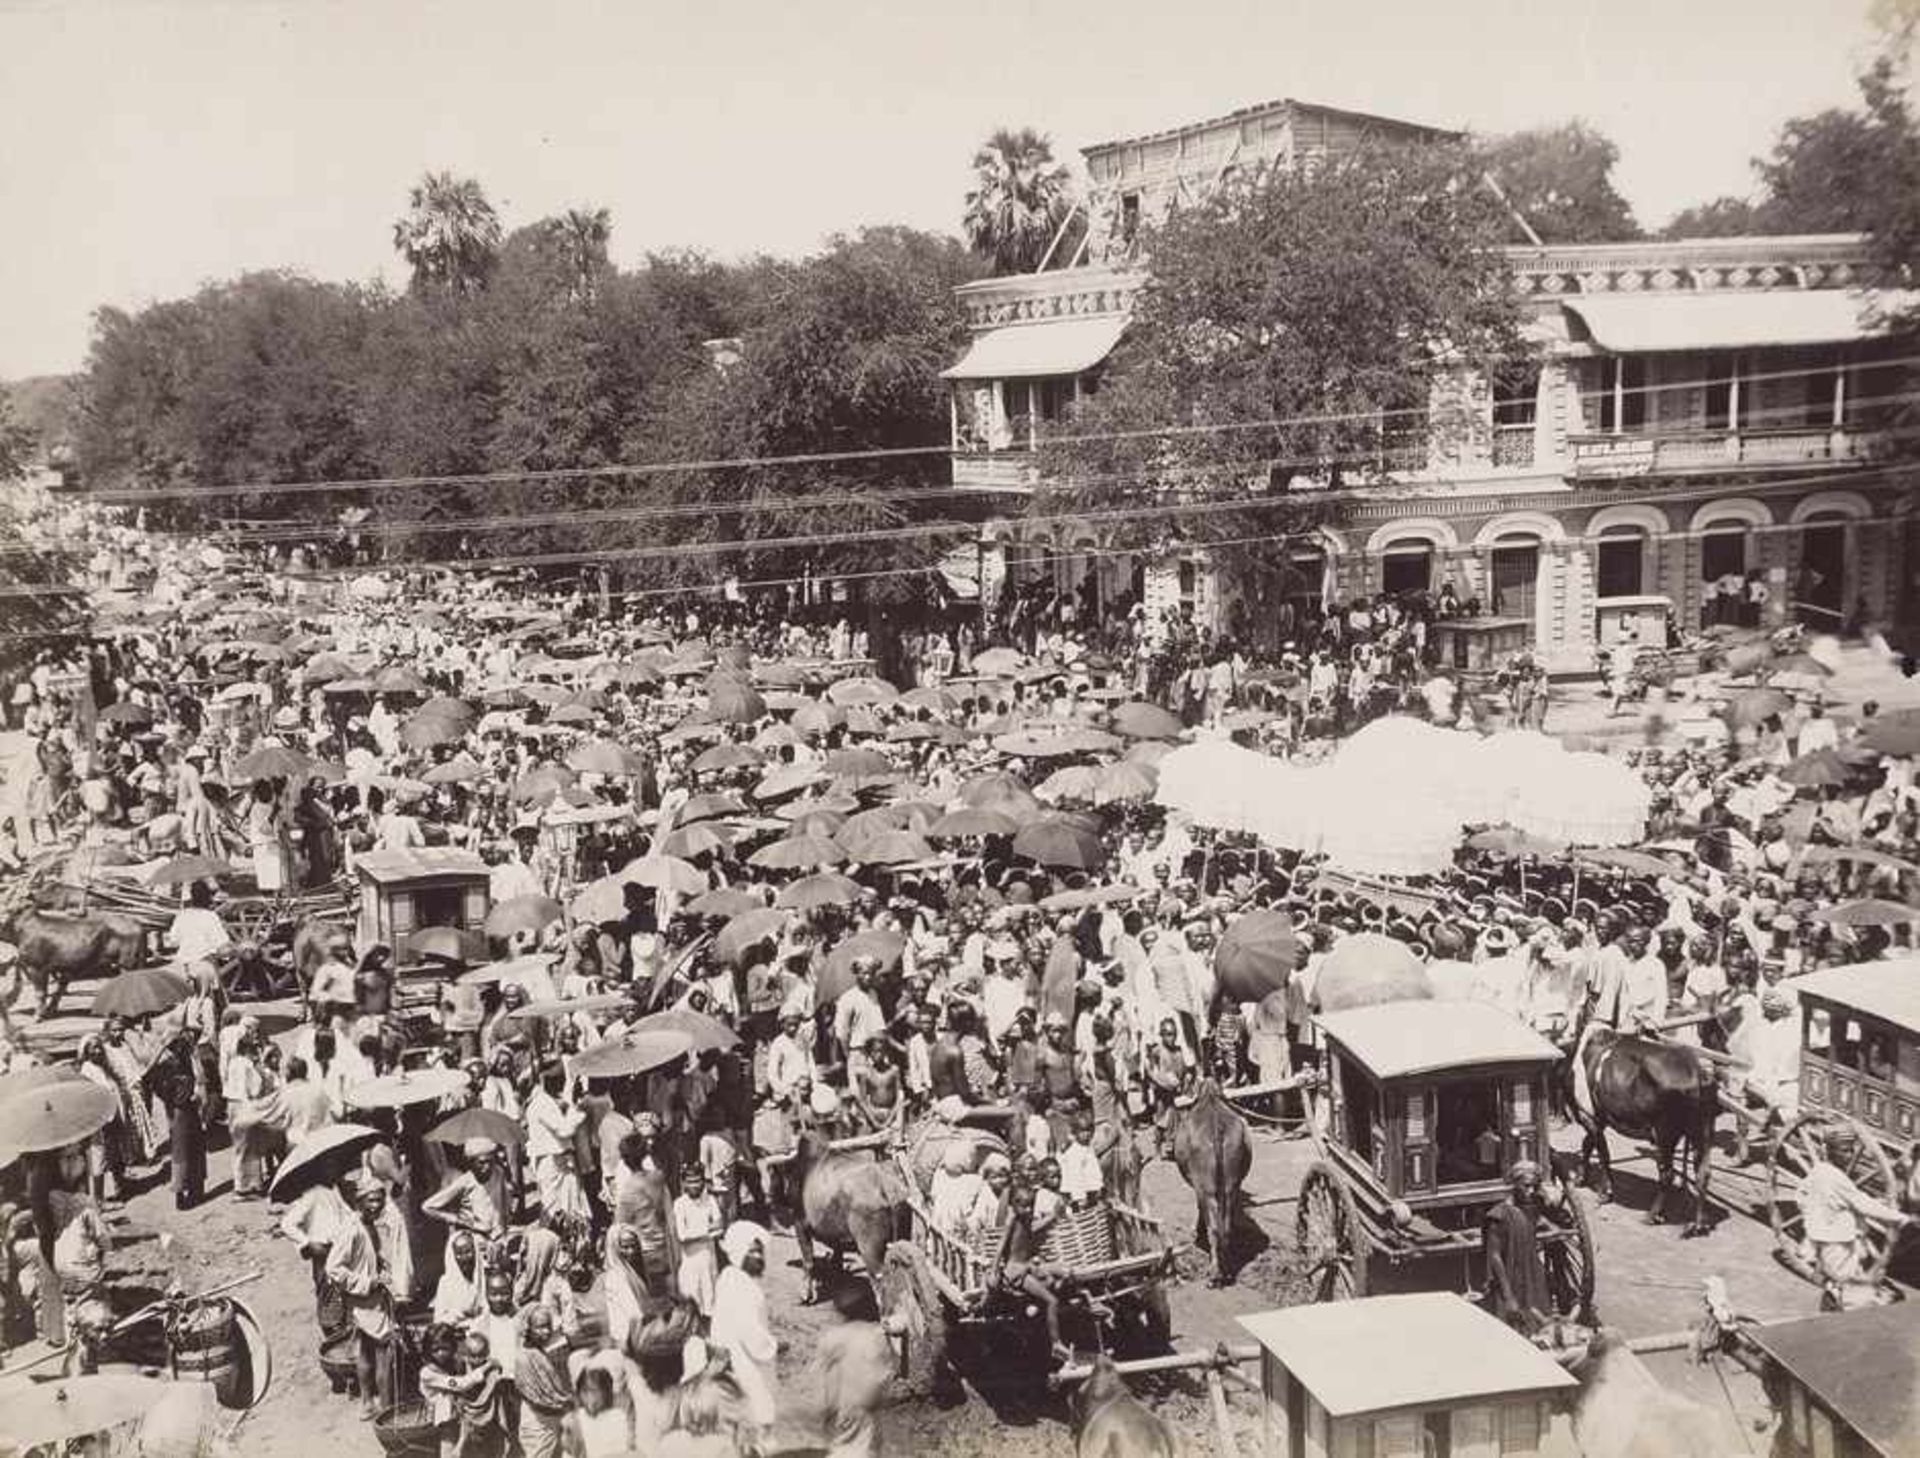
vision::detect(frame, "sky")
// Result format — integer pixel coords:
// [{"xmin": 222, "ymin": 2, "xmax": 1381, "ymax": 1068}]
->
[{"xmin": 0, "ymin": 0, "xmax": 1897, "ymax": 379}]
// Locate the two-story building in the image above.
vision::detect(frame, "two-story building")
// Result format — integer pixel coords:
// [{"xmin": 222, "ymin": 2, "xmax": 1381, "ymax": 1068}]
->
[{"xmin": 945, "ymin": 97, "xmax": 1917, "ymax": 669}]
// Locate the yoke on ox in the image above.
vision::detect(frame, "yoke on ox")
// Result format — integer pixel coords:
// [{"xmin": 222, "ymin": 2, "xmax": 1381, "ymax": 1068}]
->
[{"xmin": 1566, "ymin": 1022, "xmax": 1718, "ymax": 1236}]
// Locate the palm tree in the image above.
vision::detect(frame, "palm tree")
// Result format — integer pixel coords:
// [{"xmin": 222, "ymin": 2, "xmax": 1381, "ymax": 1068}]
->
[
  {"xmin": 963, "ymin": 128, "xmax": 1074, "ymax": 275},
  {"xmin": 554, "ymin": 207, "xmax": 612, "ymax": 301},
  {"xmin": 392, "ymin": 172, "xmax": 504, "ymax": 295}
]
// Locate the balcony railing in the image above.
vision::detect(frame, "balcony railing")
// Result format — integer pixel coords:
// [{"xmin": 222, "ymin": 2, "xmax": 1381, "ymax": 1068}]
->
[
  {"xmin": 1568, "ymin": 427, "xmax": 1868, "ymax": 478},
  {"xmin": 953, "ymin": 453, "xmax": 1040, "ymax": 493},
  {"xmin": 1491, "ymin": 424, "xmax": 1537, "ymax": 469}
]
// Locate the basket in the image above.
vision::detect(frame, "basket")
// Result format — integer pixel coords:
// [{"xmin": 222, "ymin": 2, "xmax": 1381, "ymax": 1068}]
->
[
  {"xmin": 1038, "ymin": 1203, "xmax": 1115, "ymax": 1268},
  {"xmin": 372, "ymin": 1401, "xmax": 443, "ymax": 1458}
]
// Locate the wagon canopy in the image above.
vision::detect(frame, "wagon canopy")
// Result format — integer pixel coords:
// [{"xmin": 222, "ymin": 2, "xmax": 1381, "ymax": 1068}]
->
[{"xmin": 1314, "ymin": 1000, "xmax": 1561, "ymax": 1080}]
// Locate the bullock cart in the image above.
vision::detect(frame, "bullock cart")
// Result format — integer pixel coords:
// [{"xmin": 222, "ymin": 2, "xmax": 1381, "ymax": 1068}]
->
[
  {"xmin": 880, "ymin": 1146, "xmax": 1180, "ymax": 1392},
  {"xmin": 1719, "ymin": 957, "xmax": 1920, "ymax": 1293},
  {"xmin": 1296, "ymin": 1000, "xmax": 1596, "ymax": 1321}
]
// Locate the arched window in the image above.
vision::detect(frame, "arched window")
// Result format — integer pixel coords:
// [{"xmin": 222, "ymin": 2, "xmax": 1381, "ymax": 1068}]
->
[
  {"xmin": 1595, "ymin": 524, "xmax": 1647, "ymax": 599},
  {"xmin": 1490, "ymin": 532, "xmax": 1541, "ymax": 620},
  {"xmin": 1380, "ymin": 541, "xmax": 1433, "ymax": 597},
  {"xmin": 1700, "ymin": 525, "xmax": 1749, "ymax": 582}
]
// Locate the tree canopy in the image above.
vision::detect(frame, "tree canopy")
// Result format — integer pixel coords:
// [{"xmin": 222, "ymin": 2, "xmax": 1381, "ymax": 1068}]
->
[
  {"xmin": 393, "ymin": 172, "xmax": 505, "ymax": 295},
  {"xmin": 1037, "ymin": 139, "xmax": 1529, "ymax": 568},
  {"xmin": 1476, "ymin": 121, "xmax": 1641, "ymax": 242},
  {"xmin": 963, "ymin": 127, "xmax": 1076, "ymax": 274}
]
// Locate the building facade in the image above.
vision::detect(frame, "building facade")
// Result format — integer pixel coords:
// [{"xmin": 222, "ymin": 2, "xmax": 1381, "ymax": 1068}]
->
[{"xmin": 945, "ymin": 98, "xmax": 1915, "ymax": 669}]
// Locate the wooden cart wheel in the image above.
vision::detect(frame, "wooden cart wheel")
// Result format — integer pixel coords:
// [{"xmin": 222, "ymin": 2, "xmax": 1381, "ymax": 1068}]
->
[
  {"xmin": 221, "ymin": 898, "xmax": 279, "ymax": 946},
  {"xmin": 1538, "ymin": 1177, "xmax": 1597, "ymax": 1325},
  {"xmin": 1297, "ymin": 1161, "xmax": 1369, "ymax": 1302},
  {"xmin": 1767, "ymin": 1110, "xmax": 1902, "ymax": 1290},
  {"xmin": 879, "ymin": 1240, "xmax": 951, "ymax": 1401}
]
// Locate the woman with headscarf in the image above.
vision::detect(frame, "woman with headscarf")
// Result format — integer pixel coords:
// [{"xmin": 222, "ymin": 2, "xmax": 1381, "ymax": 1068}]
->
[
  {"xmin": 512, "ymin": 1223, "xmax": 578, "ymax": 1341},
  {"xmin": 431, "ymin": 1231, "xmax": 484, "ymax": 1325},
  {"xmin": 99, "ymin": 1018, "xmax": 164, "ymax": 1165},
  {"xmin": 708, "ymin": 1221, "xmax": 778, "ymax": 1440},
  {"xmin": 513, "ymin": 1305, "xmax": 575, "ymax": 1458},
  {"xmin": 601, "ymin": 1224, "xmax": 652, "ymax": 1355},
  {"xmin": 223, "ymin": 1027, "xmax": 271, "ymax": 1199},
  {"xmin": 76, "ymin": 1036, "xmax": 133, "ymax": 1202}
]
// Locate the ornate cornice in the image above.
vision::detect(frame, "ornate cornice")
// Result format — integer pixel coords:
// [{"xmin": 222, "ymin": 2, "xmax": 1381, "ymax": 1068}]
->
[
  {"xmin": 953, "ymin": 266, "xmax": 1145, "ymax": 330},
  {"xmin": 1505, "ymin": 235, "xmax": 1881, "ymax": 297}
]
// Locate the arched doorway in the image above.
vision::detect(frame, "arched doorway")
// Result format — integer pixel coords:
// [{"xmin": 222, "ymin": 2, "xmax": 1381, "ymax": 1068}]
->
[
  {"xmin": 1796, "ymin": 513, "xmax": 1848, "ymax": 629},
  {"xmin": 1594, "ymin": 525, "xmax": 1647, "ymax": 599},
  {"xmin": 1489, "ymin": 532, "xmax": 1542, "ymax": 621}
]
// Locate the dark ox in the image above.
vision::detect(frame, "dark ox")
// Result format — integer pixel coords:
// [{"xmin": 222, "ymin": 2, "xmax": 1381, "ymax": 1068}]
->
[
  {"xmin": 1171, "ymin": 1077, "xmax": 1251, "ymax": 1286},
  {"xmin": 293, "ymin": 916, "xmax": 354, "ymax": 989},
  {"xmin": 11, "ymin": 909, "xmax": 125, "ymax": 1019},
  {"xmin": 1072, "ymin": 1353, "xmax": 1177, "ymax": 1458},
  {"xmin": 1568, "ymin": 1027, "xmax": 1717, "ymax": 1235}
]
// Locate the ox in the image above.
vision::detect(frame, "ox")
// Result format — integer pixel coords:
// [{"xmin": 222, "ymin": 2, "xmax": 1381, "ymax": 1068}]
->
[
  {"xmin": 10, "ymin": 908, "xmax": 124, "ymax": 1019},
  {"xmin": 1567, "ymin": 1025, "xmax": 1718, "ymax": 1235},
  {"xmin": 1072, "ymin": 1353, "xmax": 1178, "ymax": 1458},
  {"xmin": 1171, "ymin": 1077, "xmax": 1251, "ymax": 1286},
  {"xmin": 791, "ymin": 1127, "xmax": 912, "ymax": 1308}
]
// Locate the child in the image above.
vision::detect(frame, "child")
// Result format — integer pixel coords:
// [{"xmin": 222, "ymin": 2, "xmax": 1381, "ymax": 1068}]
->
[
  {"xmin": 417, "ymin": 1323, "xmax": 491, "ymax": 1458},
  {"xmin": 452, "ymin": 1328, "xmax": 510, "ymax": 1458},
  {"xmin": 566, "ymin": 1364, "xmax": 633, "ymax": 1458},
  {"xmin": 995, "ymin": 1183, "xmax": 1069, "ymax": 1364},
  {"xmin": 1020, "ymin": 1087, "xmax": 1054, "ymax": 1165},
  {"xmin": 673, "ymin": 1164, "xmax": 724, "ymax": 1316},
  {"xmin": 1057, "ymin": 1111, "xmax": 1105, "ymax": 1209}
]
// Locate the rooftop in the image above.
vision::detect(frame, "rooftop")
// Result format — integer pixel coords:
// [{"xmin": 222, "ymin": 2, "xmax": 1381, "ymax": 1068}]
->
[
  {"xmin": 1745, "ymin": 1301, "xmax": 1920, "ymax": 1455},
  {"xmin": 1237, "ymin": 1293, "xmax": 1577, "ymax": 1417},
  {"xmin": 1785, "ymin": 955, "xmax": 1920, "ymax": 1031},
  {"xmin": 354, "ymin": 846, "xmax": 490, "ymax": 884},
  {"xmin": 1315, "ymin": 1000, "xmax": 1562, "ymax": 1080},
  {"xmin": 1082, "ymin": 96, "xmax": 1460, "ymax": 158}
]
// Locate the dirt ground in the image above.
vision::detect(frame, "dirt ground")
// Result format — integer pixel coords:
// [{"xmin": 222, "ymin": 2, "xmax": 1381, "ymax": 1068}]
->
[{"xmin": 33, "ymin": 1102, "xmax": 1855, "ymax": 1458}]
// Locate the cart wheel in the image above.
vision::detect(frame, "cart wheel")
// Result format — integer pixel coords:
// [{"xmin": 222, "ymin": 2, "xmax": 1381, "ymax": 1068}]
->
[
  {"xmin": 222, "ymin": 899, "xmax": 278, "ymax": 947},
  {"xmin": 1539, "ymin": 1179, "xmax": 1597, "ymax": 1325},
  {"xmin": 1768, "ymin": 1111, "xmax": 1902, "ymax": 1289},
  {"xmin": 1297, "ymin": 1161, "xmax": 1369, "ymax": 1302},
  {"xmin": 879, "ymin": 1241, "xmax": 951, "ymax": 1401}
]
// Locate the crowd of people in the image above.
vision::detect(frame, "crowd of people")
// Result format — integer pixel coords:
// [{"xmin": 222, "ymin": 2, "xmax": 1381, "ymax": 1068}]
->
[{"xmin": 1, "ymin": 501, "xmax": 1918, "ymax": 1454}]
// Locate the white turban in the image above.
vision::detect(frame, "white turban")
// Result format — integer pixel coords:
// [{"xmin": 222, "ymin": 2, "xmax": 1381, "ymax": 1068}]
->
[{"xmin": 721, "ymin": 1220, "xmax": 768, "ymax": 1267}]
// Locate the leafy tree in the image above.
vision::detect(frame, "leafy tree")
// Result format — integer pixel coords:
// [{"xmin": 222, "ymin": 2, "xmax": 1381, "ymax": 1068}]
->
[
  {"xmin": 1477, "ymin": 122, "xmax": 1640, "ymax": 242},
  {"xmin": 0, "ymin": 391, "xmax": 38, "ymax": 483},
  {"xmin": 393, "ymin": 171, "xmax": 504, "ymax": 295},
  {"xmin": 963, "ymin": 128, "xmax": 1075, "ymax": 275},
  {"xmin": 1037, "ymin": 141, "xmax": 1528, "ymax": 587},
  {"xmin": 1661, "ymin": 196, "xmax": 1764, "ymax": 239},
  {"xmin": 0, "ymin": 396, "xmax": 82, "ymax": 667}
]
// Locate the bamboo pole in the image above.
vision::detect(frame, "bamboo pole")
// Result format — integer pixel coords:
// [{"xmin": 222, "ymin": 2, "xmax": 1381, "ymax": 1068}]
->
[{"xmin": 1208, "ymin": 1371, "xmax": 1242, "ymax": 1458}]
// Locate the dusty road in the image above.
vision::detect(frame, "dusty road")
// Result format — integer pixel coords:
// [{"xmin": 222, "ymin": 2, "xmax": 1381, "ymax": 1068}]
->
[{"xmin": 44, "ymin": 1106, "xmax": 1844, "ymax": 1458}]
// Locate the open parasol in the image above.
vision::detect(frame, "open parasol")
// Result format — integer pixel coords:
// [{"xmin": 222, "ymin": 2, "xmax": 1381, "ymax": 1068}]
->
[
  {"xmin": 632, "ymin": 1007, "xmax": 741, "ymax": 1054},
  {"xmin": 617, "ymin": 855, "xmax": 707, "ymax": 896},
  {"xmin": 269, "ymin": 1121, "xmax": 385, "ymax": 1201},
  {"xmin": 1570, "ymin": 846, "xmax": 1679, "ymax": 879},
  {"xmin": 825, "ymin": 676, "xmax": 898, "ymax": 707},
  {"xmin": 707, "ymin": 680, "xmax": 767, "ymax": 724},
  {"xmin": 1811, "ymin": 898, "xmax": 1920, "ymax": 927},
  {"xmin": 749, "ymin": 834, "xmax": 844, "ymax": 871},
  {"xmin": 715, "ymin": 907, "xmax": 791, "ymax": 965},
  {"xmin": 426, "ymin": 1107, "xmax": 525, "ymax": 1148},
  {"xmin": 570, "ymin": 876, "xmax": 633, "ymax": 924},
  {"xmin": 571, "ymin": 1029, "xmax": 693, "ymax": 1081},
  {"xmin": 848, "ymin": 829, "xmax": 935, "ymax": 867},
  {"xmin": 506, "ymin": 992, "xmax": 631, "ymax": 1022},
  {"xmin": 822, "ymin": 748, "xmax": 895, "ymax": 778},
  {"xmin": 958, "ymin": 771, "xmax": 1043, "ymax": 822},
  {"xmin": 820, "ymin": 929, "xmax": 906, "ymax": 1003},
  {"xmin": 484, "ymin": 894, "xmax": 564, "ymax": 939},
  {"xmin": 661, "ymin": 823, "xmax": 733, "ymax": 860},
  {"xmin": 399, "ymin": 711, "xmax": 466, "ymax": 751},
  {"xmin": 567, "ymin": 739, "xmax": 645, "ymax": 776},
  {"xmin": 1011, "ymin": 815, "xmax": 1106, "ymax": 871},
  {"xmin": 344, "ymin": 1068, "xmax": 469, "ymax": 1110},
  {"xmin": 0, "ymin": 1373, "xmax": 175, "ymax": 1449},
  {"xmin": 0, "ymin": 1082, "xmax": 118, "ymax": 1153},
  {"xmin": 678, "ymin": 792, "xmax": 749, "ymax": 824},
  {"xmin": 1723, "ymin": 687, "xmax": 1793, "ymax": 729},
  {"xmin": 1214, "ymin": 909, "xmax": 1304, "ymax": 1002},
  {"xmin": 970, "ymin": 647, "xmax": 1026, "ymax": 675},
  {"xmin": 1315, "ymin": 933, "xmax": 1432, "ymax": 1013},
  {"xmin": 776, "ymin": 872, "xmax": 864, "ymax": 910},
  {"xmin": 425, "ymin": 753, "xmax": 487, "ymax": 785},
  {"xmin": 688, "ymin": 887, "xmax": 765, "ymax": 919},
  {"xmin": 926, "ymin": 805, "xmax": 1019, "ymax": 840},
  {"xmin": 458, "ymin": 954, "xmax": 556, "ymax": 988},
  {"xmin": 91, "ymin": 966, "xmax": 192, "ymax": 1019},
  {"xmin": 754, "ymin": 763, "xmax": 824, "ymax": 801},
  {"xmin": 1465, "ymin": 826, "xmax": 1567, "ymax": 859},
  {"xmin": 99, "ymin": 701, "xmax": 154, "ymax": 726},
  {"xmin": 791, "ymin": 702, "xmax": 847, "ymax": 737},
  {"xmin": 1039, "ymin": 883, "xmax": 1140, "ymax": 912},
  {"xmin": 374, "ymin": 665, "xmax": 429, "ymax": 696}
]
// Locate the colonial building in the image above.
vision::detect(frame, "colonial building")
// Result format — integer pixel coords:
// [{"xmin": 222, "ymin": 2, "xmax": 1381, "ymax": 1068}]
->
[{"xmin": 944, "ymin": 97, "xmax": 1916, "ymax": 669}]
